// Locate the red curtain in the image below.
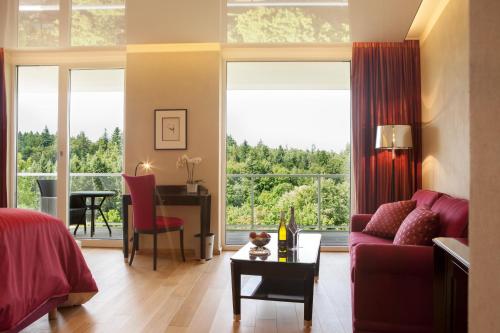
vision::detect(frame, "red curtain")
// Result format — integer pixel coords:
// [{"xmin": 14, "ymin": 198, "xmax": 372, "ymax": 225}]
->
[
  {"xmin": 0, "ymin": 49, "xmax": 7, "ymax": 207},
  {"xmin": 352, "ymin": 41, "xmax": 422, "ymax": 214}
]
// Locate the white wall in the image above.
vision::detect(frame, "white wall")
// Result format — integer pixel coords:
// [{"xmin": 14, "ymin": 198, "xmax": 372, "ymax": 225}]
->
[
  {"xmin": 420, "ymin": 0, "xmax": 469, "ymax": 198},
  {"xmin": 469, "ymin": 0, "xmax": 500, "ymax": 331},
  {"xmin": 126, "ymin": 0, "xmax": 222, "ymax": 44}
]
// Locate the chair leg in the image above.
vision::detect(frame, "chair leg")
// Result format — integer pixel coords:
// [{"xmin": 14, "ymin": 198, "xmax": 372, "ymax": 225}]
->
[
  {"xmin": 73, "ymin": 224, "xmax": 79, "ymax": 235},
  {"xmin": 180, "ymin": 229, "xmax": 186, "ymax": 262},
  {"xmin": 129, "ymin": 232, "xmax": 137, "ymax": 266},
  {"xmin": 153, "ymin": 233, "xmax": 158, "ymax": 271}
]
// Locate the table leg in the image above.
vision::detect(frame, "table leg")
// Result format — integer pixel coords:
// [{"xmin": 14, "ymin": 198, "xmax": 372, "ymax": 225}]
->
[
  {"xmin": 304, "ymin": 269, "xmax": 314, "ymax": 327},
  {"xmin": 122, "ymin": 197, "xmax": 129, "ymax": 259},
  {"xmin": 231, "ymin": 261, "xmax": 241, "ymax": 321},
  {"xmin": 315, "ymin": 246, "xmax": 321, "ymax": 282},
  {"xmin": 98, "ymin": 202, "xmax": 112, "ymax": 237},
  {"xmin": 91, "ymin": 197, "xmax": 95, "ymax": 237},
  {"xmin": 200, "ymin": 196, "xmax": 211, "ymax": 260}
]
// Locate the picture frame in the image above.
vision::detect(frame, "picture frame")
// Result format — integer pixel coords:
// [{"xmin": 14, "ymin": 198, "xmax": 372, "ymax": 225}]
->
[{"xmin": 154, "ymin": 109, "xmax": 187, "ymax": 150}]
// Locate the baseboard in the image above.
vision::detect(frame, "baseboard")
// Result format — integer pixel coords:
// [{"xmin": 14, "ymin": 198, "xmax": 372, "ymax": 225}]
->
[{"xmin": 80, "ymin": 239, "xmax": 123, "ymax": 248}]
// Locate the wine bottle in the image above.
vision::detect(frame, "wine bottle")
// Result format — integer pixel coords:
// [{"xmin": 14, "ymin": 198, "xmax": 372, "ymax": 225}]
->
[
  {"xmin": 287, "ymin": 206, "xmax": 298, "ymax": 249},
  {"xmin": 278, "ymin": 211, "xmax": 287, "ymax": 252}
]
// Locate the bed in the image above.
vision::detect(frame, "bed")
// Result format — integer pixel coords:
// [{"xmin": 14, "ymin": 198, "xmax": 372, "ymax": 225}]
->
[{"xmin": 0, "ymin": 208, "xmax": 98, "ymax": 333}]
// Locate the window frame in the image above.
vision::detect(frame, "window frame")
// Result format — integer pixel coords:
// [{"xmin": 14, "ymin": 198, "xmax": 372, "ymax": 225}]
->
[
  {"xmin": 7, "ymin": 49, "xmax": 126, "ymax": 231},
  {"xmin": 220, "ymin": 45, "xmax": 352, "ymax": 251}
]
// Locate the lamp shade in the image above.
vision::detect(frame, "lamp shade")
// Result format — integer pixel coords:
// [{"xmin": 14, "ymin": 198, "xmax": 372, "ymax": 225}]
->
[{"xmin": 375, "ymin": 125, "xmax": 413, "ymax": 149}]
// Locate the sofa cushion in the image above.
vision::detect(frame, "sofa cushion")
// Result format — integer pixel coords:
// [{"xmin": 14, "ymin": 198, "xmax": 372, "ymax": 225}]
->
[
  {"xmin": 394, "ymin": 207, "xmax": 440, "ymax": 245},
  {"xmin": 349, "ymin": 231, "xmax": 393, "ymax": 247},
  {"xmin": 411, "ymin": 189, "xmax": 442, "ymax": 208},
  {"xmin": 362, "ymin": 200, "xmax": 416, "ymax": 239},
  {"xmin": 431, "ymin": 195, "xmax": 469, "ymax": 237}
]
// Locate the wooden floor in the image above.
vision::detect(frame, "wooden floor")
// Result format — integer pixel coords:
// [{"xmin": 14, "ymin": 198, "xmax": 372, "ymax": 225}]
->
[{"xmin": 25, "ymin": 249, "xmax": 352, "ymax": 333}]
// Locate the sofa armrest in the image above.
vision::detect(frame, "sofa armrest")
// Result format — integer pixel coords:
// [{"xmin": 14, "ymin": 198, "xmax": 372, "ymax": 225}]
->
[
  {"xmin": 350, "ymin": 214, "xmax": 373, "ymax": 232},
  {"xmin": 351, "ymin": 243, "xmax": 434, "ymax": 332},
  {"xmin": 353, "ymin": 243, "xmax": 433, "ymax": 277}
]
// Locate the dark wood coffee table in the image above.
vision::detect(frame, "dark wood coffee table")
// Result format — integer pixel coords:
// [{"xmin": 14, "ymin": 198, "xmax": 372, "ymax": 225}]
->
[{"xmin": 230, "ymin": 233, "xmax": 321, "ymax": 328}]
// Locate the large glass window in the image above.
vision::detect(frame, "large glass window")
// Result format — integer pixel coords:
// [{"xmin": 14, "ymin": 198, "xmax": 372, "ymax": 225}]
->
[
  {"xmin": 16, "ymin": 66, "xmax": 59, "ymax": 213},
  {"xmin": 226, "ymin": 0, "xmax": 350, "ymax": 43},
  {"xmin": 225, "ymin": 62, "xmax": 351, "ymax": 246}
]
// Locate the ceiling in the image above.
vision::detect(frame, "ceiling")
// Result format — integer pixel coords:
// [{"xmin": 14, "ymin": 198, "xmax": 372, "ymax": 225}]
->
[{"xmin": 349, "ymin": 0, "xmax": 423, "ymax": 42}]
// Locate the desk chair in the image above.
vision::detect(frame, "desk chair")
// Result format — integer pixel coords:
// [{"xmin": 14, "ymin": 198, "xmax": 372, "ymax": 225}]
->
[{"xmin": 122, "ymin": 174, "xmax": 186, "ymax": 270}]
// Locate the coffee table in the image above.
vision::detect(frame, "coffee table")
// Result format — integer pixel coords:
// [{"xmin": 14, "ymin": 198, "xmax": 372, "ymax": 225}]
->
[{"xmin": 230, "ymin": 233, "xmax": 321, "ymax": 328}]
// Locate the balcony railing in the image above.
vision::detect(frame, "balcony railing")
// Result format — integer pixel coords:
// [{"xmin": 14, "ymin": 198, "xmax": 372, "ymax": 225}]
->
[
  {"xmin": 16, "ymin": 172, "xmax": 123, "ymax": 224},
  {"xmin": 226, "ymin": 173, "xmax": 350, "ymax": 232}
]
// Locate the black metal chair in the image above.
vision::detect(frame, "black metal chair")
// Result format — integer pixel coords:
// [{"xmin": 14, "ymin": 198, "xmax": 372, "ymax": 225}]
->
[
  {"xmin": 36, "ymin": 179, "xmax": 87, "ymax": 235},
  {"xmin": 36, "ymin": 179, "xmax": 57, "ymax": 216},
  {"xmin": 69, "ymin": 195, "xmax": 87, "ymax": 235}
]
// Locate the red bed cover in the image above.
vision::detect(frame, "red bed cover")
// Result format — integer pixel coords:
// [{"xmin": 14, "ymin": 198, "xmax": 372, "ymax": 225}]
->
[{"xmin": 0, "ymin": 208, "xmax": 98, "ymax": 332}]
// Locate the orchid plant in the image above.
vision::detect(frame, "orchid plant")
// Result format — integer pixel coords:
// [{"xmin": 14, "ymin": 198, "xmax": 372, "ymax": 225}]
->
[{"xmin": 176, "ymin": 154, "xmax": 203, "ymax": 184}]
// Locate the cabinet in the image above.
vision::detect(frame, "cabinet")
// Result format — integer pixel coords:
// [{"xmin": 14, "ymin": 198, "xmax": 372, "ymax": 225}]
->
[{"xmin": 433, "ymin": 237, "xmax": 469, "ymax": 333}]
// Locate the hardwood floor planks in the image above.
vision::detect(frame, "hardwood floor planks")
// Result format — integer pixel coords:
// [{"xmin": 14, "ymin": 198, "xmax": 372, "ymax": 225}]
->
[{"xmin": 24, "ymin": 249, "xmax": 352, "ymax": 333}]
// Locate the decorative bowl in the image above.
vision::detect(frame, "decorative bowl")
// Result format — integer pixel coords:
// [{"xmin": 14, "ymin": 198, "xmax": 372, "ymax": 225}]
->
[{"xmin": 250, "ymin": 236, "xmax": 271, "ymax": 248}]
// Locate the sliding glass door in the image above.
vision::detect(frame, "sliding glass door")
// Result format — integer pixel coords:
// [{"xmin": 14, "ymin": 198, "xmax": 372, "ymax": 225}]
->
[
  {"xmin": 16, "ymin": 66, "xmax": 59, "ymax": 214},
  {"xmin": 15, "ymin": 65, "xmax": 124, "ymax": 240},
  {"xmin": 69, "ymin": 69, "xmax": 124, "ymax": 239}
]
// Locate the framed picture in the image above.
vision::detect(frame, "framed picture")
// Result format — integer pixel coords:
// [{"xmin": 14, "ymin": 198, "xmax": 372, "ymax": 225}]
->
[{"xmin": 155, "ymin": 109, "xmax": 187, "ymax": 150}]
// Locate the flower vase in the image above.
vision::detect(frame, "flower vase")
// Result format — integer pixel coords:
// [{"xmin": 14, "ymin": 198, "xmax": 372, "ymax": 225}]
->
[{"xmin": 186, "ymin": 183, "xmax": 198, "ymax": 193}]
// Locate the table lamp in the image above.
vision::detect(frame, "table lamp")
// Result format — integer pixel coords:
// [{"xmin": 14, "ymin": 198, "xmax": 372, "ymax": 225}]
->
[
  {"xmin": 134, "ymin": 161, "xmax": 152, "ymax": 176},
  {"xmin": 375, "ymin": 125, "xmax": 413, "ymax": 201}
]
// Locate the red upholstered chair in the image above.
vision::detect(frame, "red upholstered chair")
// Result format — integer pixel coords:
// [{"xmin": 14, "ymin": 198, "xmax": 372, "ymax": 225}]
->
[{"xmin": 122, "ymin": 174, "xmax": 185, "ymax": 270}]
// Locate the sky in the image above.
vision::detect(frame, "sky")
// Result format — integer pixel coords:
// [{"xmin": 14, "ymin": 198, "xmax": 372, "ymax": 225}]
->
[
  {"xmin": 227, "ymin": 90, "xmax": 350, "ymax": 152},
  {"xmin": 17, "ymin": 67, "xmax": 124, "ymax": 141},
  {"xmin": 17, "ymin": 67, "xmax": 351, "ymax": 153}
]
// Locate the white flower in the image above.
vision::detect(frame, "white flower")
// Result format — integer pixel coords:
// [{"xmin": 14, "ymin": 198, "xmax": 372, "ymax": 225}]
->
[{"xmin": 189, "ymin": 157, "xmax": 202, "ymax": 164}]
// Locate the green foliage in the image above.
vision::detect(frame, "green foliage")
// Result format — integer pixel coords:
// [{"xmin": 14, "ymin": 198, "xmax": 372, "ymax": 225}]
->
[
  {"xmin": 226, "ymin": 136, "xmax": 350, "ymax": 231},
  {"xmin": 17, "ymin": 127, "xmax": 123, "ymax": 223},
  {"xmin": 228, "ymin": 7, "xmax": 350, "ymax": 43}
]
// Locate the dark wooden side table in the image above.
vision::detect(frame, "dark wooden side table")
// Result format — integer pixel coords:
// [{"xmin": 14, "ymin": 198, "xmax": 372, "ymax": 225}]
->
[
  {"xmin": 230, "ymin": 233, "xmax": 321, "ymax": 328},
  {"xmin": 433, "ymin": 237, "xmax": 469, "ymax": 333},
  {"xmin": 122, "ymin": 185, "xmax": 211, "ymax": 260}
]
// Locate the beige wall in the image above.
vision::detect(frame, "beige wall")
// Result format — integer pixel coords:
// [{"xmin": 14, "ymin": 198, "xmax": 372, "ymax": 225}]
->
[
  {"xmin": 469, "ymin": 0, "xmax": 500, "ymax": 331},
  {"xmin": 125, "ymin": 49, "xmax": 221, "ymax": 252},
  {"xmin": 126, "ymin": 0, "xmax": 222, "ymax": 44},
  {"xmin": 420, "ymin": 0, "xmax": 469, "ymax": 198}
]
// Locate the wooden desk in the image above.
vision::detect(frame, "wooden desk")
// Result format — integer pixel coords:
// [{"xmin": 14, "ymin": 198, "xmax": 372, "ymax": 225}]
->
[
  {"xmin": 433, "ymin": 237, "xmax": 469, "ymax": 333},
  {"xmin": 122, "ymin": 185, "xmax": 211, "ymax": 260}
]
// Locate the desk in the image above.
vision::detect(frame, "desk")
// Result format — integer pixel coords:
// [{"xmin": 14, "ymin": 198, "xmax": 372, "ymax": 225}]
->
[
  {"xmin": 122, "ymin": 185, "xmax": 211, "ymax": 260},
  {"xmin": 71, "ymin": 191, "xmax": 115, "ymax": 237}
]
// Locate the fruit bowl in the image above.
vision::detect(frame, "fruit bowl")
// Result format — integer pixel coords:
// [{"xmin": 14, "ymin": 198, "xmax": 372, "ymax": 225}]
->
[
  {"xmin": 249, "ymin": 231, "xmax": 271, "ymax": 247},
  {"xmin": 250, "ymin": 237, "xmax": 271, "ymax": 248},
  {"xmin": 249, "ymin": 232, "xmax": 271, "ymax": 256}
]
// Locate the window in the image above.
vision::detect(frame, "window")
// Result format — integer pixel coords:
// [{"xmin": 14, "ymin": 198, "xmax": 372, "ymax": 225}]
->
[
  {"xmin": 18, "ymin": 0, "xmax": 61, "ymax": 47},
  {"xmin": 18, "ymin": 0, "xmax": 125, "ymax": 48},
  {"xmin": 226, "ymin": 0, "xmax": 350, "ymax": 43},
  {"xmin": 71, "ymin": 0, "xmax": 126, "ymax": 46},
  {"xmin": 225, "ymin": 62, "xmax": 351, "ymax": 246}
]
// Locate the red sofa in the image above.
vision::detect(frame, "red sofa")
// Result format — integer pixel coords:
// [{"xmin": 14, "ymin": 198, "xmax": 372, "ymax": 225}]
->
[{"xmin": 349, "ymin": 189, "xmax": 469, "ymax": 333}]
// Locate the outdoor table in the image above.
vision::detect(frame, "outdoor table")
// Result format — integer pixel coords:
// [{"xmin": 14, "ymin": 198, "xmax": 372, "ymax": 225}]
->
[{"xmin": 71, "ymin": 191, "xmax": 115, "ymax": 237}]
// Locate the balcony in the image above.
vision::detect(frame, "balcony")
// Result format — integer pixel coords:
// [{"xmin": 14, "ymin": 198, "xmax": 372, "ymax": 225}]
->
[
  {"xmin": 226, "ymin": 173, "xmax": 350, "ymax": 246},
  {"xmin": 17, "ymin": 172, "xmax": 123, "ymax": 240}
]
